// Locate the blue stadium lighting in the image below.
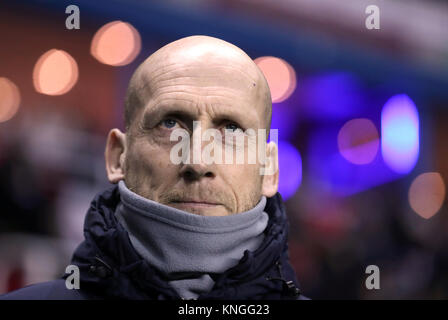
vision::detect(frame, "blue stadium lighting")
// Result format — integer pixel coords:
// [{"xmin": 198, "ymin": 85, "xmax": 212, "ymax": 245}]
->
[
  {"xmin": 381, "ymin": 94, "xmax": 419, "ymax": 174},
  {"xmin": 278, "ymin": 140, "xmax": 302, "ymax": 200}
]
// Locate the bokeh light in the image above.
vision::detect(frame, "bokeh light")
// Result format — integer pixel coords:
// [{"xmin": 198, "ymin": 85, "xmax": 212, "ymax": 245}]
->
[
  {"xmin": 33, "ymin": 49, "xmax": 78, "ymax": 95},
  {"xmin": 409, "ymin": 172, "xmax": 446, "ymax": 219},
  {"xmin": 91, "ymin": 21, "xmax": 141, "ymax": 66},
  {"xmin": 381, "ymin": 94, "xmax": 419, "ymax": 174},
  {"xmin": 0, "ymin": 77, "xmax": 21, "ymax": 123},
  {"xmin": 299, "ymin": 72, "xmax": 364, "ymax": 120},
  {"xmin": 278, "ymin": 140, "xmax": 302, "ymax": 200},
  {"xmin": 338, "ymin": 118, "xmax": 379, "ymax": 165},
  {"xmin": 254, "ymin": 56, "xmax": 296, "ymax": 103}
]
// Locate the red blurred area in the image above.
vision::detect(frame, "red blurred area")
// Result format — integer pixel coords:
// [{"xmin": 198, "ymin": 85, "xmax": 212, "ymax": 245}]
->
[{"xmin": 0, "ymin": 9, "xmax": 119, "ymax": 135}]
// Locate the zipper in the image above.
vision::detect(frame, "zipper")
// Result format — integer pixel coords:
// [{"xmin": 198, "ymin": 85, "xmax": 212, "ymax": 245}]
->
[{"xmin": 265, "ymin": 260, "xmax": 301, "ymax": 298}]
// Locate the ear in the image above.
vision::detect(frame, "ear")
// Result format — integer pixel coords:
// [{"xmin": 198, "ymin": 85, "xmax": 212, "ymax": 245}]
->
[
  {"xmin": 105, "ymin": 128, "xmax": 126, "ymax": 184},
  {"xmin": 261, "ymin": 141, "xmax": 279, "ymax": 198}
]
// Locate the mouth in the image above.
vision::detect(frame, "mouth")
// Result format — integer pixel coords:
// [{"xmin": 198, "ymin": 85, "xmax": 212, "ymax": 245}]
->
[{"xmin": 170, "ymin": 200, "xmax": 221, "ymax": 208}]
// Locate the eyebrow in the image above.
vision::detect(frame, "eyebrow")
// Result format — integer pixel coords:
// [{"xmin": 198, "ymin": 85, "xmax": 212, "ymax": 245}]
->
[
  {"xmin": 141, "ymin": 103, "xmax": 197, "ymax": 129},
  {"xmin": 141, "ymin": 101, "xmax": 259, "ymax": 130}
]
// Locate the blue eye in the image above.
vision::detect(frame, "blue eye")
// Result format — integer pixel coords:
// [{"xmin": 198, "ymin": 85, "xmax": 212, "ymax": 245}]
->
[
  {"xmin": 225, "ymin": 123, "xmax": 242, "ymax": 132},
  {"xmin": 161, "ymin": 119, "xmax": 177, "ymax": 129}
]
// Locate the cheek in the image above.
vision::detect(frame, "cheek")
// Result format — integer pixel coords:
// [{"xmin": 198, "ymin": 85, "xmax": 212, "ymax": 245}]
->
[
  {"xmin": 126, "ymin": 139, "xmax": 176, "ymax": 181},
  {"xmin": 221, "ymin": 164, "xmax": 263, "ymax": 210},
  {"xmin": 222, "ymin": 163, "xmax": 261, "ymax": 190}
]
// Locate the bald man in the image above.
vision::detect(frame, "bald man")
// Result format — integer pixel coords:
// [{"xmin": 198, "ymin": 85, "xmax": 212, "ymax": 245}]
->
[{"xmin": 1, "ymin": 36, "xmax": 305, "ymax": 300}]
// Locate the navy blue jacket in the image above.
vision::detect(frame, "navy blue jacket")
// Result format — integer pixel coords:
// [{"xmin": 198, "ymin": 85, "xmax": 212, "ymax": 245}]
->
[{"xmin": 1, "ymin": 185, "xmax": 305, "ymax": 300}]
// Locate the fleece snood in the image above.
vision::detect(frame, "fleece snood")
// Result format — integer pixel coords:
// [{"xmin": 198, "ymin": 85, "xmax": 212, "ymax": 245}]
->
[{"xmin": 114, "ymin": 180, "xmax": 269, "ymax": 299}]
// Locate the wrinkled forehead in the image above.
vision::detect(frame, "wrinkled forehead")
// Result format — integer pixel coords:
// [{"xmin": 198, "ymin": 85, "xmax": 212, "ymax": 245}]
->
[
  {"xmin": 143, "ymin": 64, "xmax": 261, "ymax": 102},
  {"xmin": 145, "ymin": 52, "xmax": 266, "ymax": 106}
]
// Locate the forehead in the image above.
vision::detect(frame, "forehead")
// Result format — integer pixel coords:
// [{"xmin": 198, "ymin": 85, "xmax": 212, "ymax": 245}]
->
[
  {"xmin": 136, "ymin": 59, "xmax": 268, "ymax": 126},
  {"xmin": 144, "ymin": 57, "xmax": 260, "ymax": 94}
]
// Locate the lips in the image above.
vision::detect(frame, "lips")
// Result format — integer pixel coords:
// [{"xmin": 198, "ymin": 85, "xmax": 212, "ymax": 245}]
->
[{"xmin": 171, "ymin": 200, "xmax": 220, "ymax": 206}]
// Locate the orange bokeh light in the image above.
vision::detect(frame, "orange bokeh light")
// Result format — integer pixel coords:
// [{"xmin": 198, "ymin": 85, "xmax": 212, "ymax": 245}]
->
[
  {"xmin": 33, "ymin": 49, "xmax": 79, "ymax": 95},
  {"xmin": 0, "ymin": 77, "xmax": 21, "ymax": 123},
  {"xmin": 409, "ymin": 172, "xmax": 446, "ymax": 219},
  {"xmin": 254, "ymin": 56, "xmax": 297, "ymax": 103},
  {"xmin": 91, "ymin": 21, "xmax": 141, "ymax": 66}
]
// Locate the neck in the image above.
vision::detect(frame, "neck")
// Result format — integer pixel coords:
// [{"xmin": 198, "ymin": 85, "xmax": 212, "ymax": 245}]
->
[{"xmin": 114, "ymin": 180, "xmax": 269, "ymax": 299}]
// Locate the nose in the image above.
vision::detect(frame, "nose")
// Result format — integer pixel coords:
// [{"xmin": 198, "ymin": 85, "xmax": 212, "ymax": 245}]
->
[
  {"xmin": 178, "ymin": 119, "xmax": 217, "ymax": 181},
  {"xmin": 179, "ymin": 163, "xmax": 215, "ymax": 181}
]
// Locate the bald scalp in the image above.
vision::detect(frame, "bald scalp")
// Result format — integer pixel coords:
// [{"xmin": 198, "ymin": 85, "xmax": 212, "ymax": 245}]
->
[{"xmin": 124, "ymin": 35, "xmax": 272, "ymax": 136}]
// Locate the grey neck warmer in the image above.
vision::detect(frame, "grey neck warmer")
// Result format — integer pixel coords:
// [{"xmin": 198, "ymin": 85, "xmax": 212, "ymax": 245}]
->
[{"xmin": 114, "ymin": 180, "xmax": 269, "ymax": 300}]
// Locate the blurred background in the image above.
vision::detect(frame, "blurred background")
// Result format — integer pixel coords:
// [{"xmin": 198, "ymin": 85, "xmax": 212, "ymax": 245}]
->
[{"xmin": 0, "ymin": 0, "xmax": 447, "ymax": 299}]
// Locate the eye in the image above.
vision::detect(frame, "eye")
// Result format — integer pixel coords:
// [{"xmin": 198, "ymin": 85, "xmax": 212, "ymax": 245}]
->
[
  {"xmin": 224, "ymin": 122, "xmax": 243, "ymax": 133},
  {"xmin": 160, "ymin": 118, "xmax": 178, "ymax": 129}
]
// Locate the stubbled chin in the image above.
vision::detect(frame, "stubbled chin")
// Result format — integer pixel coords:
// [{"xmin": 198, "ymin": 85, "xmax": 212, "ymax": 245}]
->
[{"xmin": 167, "ymin": 202, "xmax": 232, "ymax": 216}]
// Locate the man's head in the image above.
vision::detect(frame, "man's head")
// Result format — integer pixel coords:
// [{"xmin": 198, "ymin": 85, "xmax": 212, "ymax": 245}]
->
[{"xmin": 105, "ymin": 35, "xmax": 278, "ymax": 216}]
